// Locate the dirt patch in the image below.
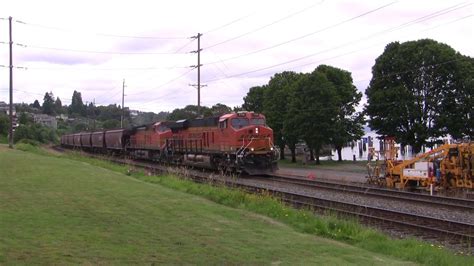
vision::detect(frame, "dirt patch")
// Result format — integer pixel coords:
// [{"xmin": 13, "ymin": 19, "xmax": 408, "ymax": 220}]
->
[
  {"xmin": 277, "ymin": 167, "xmax": 367, "ymax": 183},
  {"xmin": 0, "ymin": 144, "xmax": 11, "ymax": 151},
  {"xmin": 42, "ymin": 145, "xmax": 64, "ymax": 156}
]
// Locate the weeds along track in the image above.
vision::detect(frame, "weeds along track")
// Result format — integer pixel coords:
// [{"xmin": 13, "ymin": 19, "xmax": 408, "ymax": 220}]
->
[
  {"xmin": 194, "ymin": 174, "xmax": 474, "ymax": 252},
  {"xmin": 58, "ymin": 149, "xmax": 473, "ymax": 252}
]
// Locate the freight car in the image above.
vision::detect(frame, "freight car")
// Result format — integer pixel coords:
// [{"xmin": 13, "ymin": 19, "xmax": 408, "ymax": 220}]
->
[{"xmin": 61, "ymin": 112, "xmax": 279, "ymax": 175}]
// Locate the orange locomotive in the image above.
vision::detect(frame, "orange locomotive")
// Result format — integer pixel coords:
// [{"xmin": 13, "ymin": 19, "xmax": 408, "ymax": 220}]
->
[{"xmin": 164, "ymin": 111, "xmax": 279, "ymax": 174}]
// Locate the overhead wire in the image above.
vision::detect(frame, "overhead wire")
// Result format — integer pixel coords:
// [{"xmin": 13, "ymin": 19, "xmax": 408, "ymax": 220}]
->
[
  {"xmin": 203, "ymin": 13, "xmax": 254, "ymax": 34},
  {"xmin": 203, "ymin": 2, "xmax": 472, "ymax": 83},
  {"xmin": 14, "ymin": 19, "xmax": 189, "ymax": 40},
  {"xmin": 126, "ymin": 67, "xmax": 196, "ymax": 97},
  {"xmin": 203, "ymin": 0, "xmax": 325, "ymax": 50},
  {"xmin": 11, "ymin": 43, "xmax": 189, "ymax": 55},
  {"xmin": 203, "ymin": 1, "xmax": 398, "ymax": 66}
]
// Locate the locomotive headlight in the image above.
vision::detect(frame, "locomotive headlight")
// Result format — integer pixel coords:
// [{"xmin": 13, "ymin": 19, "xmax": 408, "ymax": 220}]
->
[
  {"xmin": 255, "ymin": 127, "xmax": 259, "ymax": 134},
  {"xmin": 250, "ymin": 147, "xmax": 255, "ymax": 151},
  {"xmin": 270, "ymin": 147, "xmax": 274, "ymax": 151}
]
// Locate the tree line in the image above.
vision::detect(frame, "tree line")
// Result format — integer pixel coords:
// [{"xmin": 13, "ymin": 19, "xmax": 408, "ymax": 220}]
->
[{"xmin": 242, "ymin": 38, "xmax": 473, "ymax": 162}]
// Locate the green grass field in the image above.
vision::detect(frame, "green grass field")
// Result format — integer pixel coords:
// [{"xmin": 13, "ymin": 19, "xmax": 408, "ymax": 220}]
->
[{"xmin": 0, "ymin": 145, "xmax": 472, "ymax": 264}]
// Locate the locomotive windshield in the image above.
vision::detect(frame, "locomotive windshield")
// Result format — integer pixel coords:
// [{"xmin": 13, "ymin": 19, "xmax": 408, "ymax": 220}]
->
[
  {"xmin": 231, "ymin": 118, "xmax": 249, "ymax": 129},
  {"xmin": 250, "ymin": 118, "xmax": 265, "ymax": 125},
  {"xmin": 156, "ymin": 124, "xmax": 170, "ymax": 133}
]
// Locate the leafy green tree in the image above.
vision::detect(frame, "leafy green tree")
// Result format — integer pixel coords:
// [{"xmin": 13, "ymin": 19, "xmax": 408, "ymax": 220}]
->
[
  {"xmin": 42, "ymin": 92, "xmax": 55, "ymax": 115},
  {"xmin": 242, "ymin": 86, "xmax": 267, "ymax": 113},
  {"xmin": 210, "ymin": 103, "xmax": 232, "ymax": 116},
  {"xmin": 436, "ymin": 55, "xmax": 474, "ymax": 139},
  {"xmin": 0, "ymin": 113, "xmax": 8, "ymax": 135},
  {"xmin": 316, "ymin": 65, "xmax": 364, "ymax": 161},
  {"xmin": 288, "ymin": 70, "xmax": 338, "ymax": 164},
  {"xmin": 365, "ymin": 39, "xmax": 472, "ymax": 152},
  {"xmin": 96, "ymin": 104, "xmax": 122, "ymax": 121},
  {"xmin": 233, "ymin": 106, "xmax": 244, "ymax": 112},
  {"xmin": 131, "ymin": 111, "xmax": 169, "ymax": 126},
  {"xmin": 74, "ymin": 122, "xmax": 88, "ymax": 131},
  {"xmin": 15, "ymin": 103, "xmax": 35, "ymax": 114},
  {"xmin": 264, "ymin": 71, "xmax": 302, "ymax": 161},
  {"xmin": 14, "ymin": 123, "xmax": 57, "ymax": 144},
  {"xmin": 102, "ymin": 119, "xmax": 120, "ymax": 129},
  {"xmin": 19, "ymin": 112, "xmax": 33, "ymax": 125},
  {"xmin": 168, "ymin": 105, "xmax": 211, "ymax": 121}
]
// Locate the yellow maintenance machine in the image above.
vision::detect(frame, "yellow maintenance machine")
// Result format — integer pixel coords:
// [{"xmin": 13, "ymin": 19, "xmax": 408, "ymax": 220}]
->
[{"xmin": 367, "ymin": 138, "xmax": 474, "ymax": 190}]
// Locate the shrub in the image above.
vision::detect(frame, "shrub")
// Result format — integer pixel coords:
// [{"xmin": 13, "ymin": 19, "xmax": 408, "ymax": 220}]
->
[{"xmin": 14, "ymin": 123, "xmax": 57, "ymax": 144}]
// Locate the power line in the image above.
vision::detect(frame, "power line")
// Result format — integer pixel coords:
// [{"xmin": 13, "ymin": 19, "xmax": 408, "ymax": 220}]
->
[
  {"xmin": 203, "ymin": 2, "xmax": 471, "ymax": 83},
  {"xmin": 203, "ymin": 1, "xmax": 398, "ymax": 66},
  {"xmin": 173, "ymin": 38, "xmax": 196, "ymax": 53},
  {"xmin": 14, "ymin": 19, "xmax": 188, "ymax": 40},
  {"xmin": 7, "ymin": 42, "xmax": 189, "ymax": 55},
  {"xmin": 283, "ymin": 4, "xmax": 473, "ymax": 75},
  {"xmin": 126, "ymin": 68, "xmax": 195, "ymax": 97},
  {"xmin": 21, "ymin": 65, "xmax": 189, "ymax": 71},
  {"xmin": 203, "ymin": 0, "xmax": 325, "ymax": 50},
  {"xmin": 203, "ymin": 13, "xmax": 254, "ymax": 34}
]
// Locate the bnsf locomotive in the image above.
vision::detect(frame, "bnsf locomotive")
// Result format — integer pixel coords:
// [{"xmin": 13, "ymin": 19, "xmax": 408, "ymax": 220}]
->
[{"xmin": 61, "ymin": 112, "xmax": 279, "ymax": 175}]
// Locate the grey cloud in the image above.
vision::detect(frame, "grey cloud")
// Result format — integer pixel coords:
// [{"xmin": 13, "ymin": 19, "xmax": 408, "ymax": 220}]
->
[{"xmin": 17, "ymin": 51, "xmax": 110, "ymax": 66}]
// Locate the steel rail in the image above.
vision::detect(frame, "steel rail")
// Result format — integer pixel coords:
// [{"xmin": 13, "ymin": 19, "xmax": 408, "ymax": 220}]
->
[{"xmin": 267, "ymin": 174, "xmax": 474, "ymax": 211}]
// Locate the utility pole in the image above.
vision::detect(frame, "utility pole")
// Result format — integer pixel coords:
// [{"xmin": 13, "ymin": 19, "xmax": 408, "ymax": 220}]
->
[
  {"xmin": 8, "ymin": 16, "xmax": 13, "ymax": 148},
  {"xmin": 190, "ymin": 33, "xmax": 205, "ymax": 116},
  {"xmin": 121, "ymin": 79, "xmax": 125, "ymax": 128}
]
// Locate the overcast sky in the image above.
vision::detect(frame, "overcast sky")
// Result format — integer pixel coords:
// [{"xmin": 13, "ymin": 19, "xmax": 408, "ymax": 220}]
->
[{"xmin": 1, "ymin": 0, "xmax": 472, "ymax": 113}]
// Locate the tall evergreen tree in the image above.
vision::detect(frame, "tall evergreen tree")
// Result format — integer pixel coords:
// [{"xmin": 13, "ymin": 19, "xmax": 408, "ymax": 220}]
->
[
  {"xmin": 54, "ymin": 97, "xmax": 63, "ymax": 114},
  {"xmin": 32, "ymin": 100, "xmax": 41, "ymax": 109},
  {"xmin": 70, "ymin": 90, "xmax": 85, "ymax": 116},
  {"xmin": 42, "ymin": 92, "xmax": 55, "ymax": 115}
]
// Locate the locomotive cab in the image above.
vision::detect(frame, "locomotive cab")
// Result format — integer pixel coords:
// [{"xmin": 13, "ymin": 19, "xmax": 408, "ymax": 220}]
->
[
  {"xmin": 128, "ymin": 121, "xmax": 174, "ymax": 160},
  {"xmin": 218, "ymin": 112, "xmax": 279, "ymax": 174}
]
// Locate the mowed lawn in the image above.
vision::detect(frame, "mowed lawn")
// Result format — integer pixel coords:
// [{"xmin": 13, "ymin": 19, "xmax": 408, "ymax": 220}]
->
[{"xmin": 0, "ymin": 147, "xmax": 413, "ymax": 264}]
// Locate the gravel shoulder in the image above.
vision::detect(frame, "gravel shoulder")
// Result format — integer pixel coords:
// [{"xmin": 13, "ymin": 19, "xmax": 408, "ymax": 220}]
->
[{"xmin": 277, "ymin": 166, "xmax": 367, "ymax": 183}]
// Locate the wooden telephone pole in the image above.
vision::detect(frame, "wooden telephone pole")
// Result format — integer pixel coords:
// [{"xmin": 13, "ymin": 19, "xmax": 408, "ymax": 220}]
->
[
  {"xmin": 8, "ymin": 16, "xmax": 13, "ymax": 148},
  {"xmin": 190, "ymin": 33, "xmax": 206, "ymax": 116}
]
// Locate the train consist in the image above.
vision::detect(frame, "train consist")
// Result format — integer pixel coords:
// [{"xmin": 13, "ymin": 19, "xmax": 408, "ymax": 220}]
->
[{"xmin": 61, "ymin": 111, "xmax": 279, "ymax": 175}]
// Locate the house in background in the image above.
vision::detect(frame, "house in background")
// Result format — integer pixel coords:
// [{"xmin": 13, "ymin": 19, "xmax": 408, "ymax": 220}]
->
[
  {"xmin": 33, "ymin": 114, "xmax": 57, "ymax": 129},
  {"xmin": 0, "ymin": 101, "xmax": 19, "ymax": 130}
]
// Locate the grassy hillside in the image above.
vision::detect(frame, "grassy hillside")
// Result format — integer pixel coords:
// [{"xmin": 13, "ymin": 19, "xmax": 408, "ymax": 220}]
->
[{"xmin": 0, "ymin": 146, "xmax": 415, "ymax": 264}]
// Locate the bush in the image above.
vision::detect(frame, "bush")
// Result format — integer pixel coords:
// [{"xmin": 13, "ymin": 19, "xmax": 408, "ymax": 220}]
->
[
  {"xmin": 14, "ymin": 123, "xmax": 57, "ymax": 144},
  {"xmin": 17, "ymin": 139, "xmax": 40, "ymax": 146},
  {"xmin": 0, "ymin": 113, "xmax": 9, "ymax": 135}
]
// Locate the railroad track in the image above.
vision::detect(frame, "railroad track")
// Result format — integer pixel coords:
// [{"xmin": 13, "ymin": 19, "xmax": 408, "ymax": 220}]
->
[
  {"xmin": 262, "ymin": 174, "xmax": 474, "ymax": 211},
  {"xmin": 57, "ymin": 148, "xmax": 474, "ymax": 251}
]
